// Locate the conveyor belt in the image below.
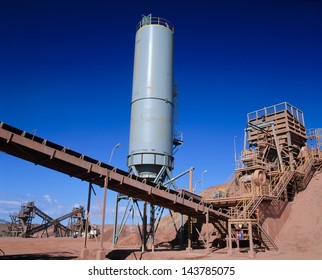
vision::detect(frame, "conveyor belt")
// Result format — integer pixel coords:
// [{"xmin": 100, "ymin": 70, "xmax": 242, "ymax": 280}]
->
[
  {"xmin": 28, "ymin": 207, "xmax": 83, "ymax": 236},
  {"xmin": 0, "ymin": 122, "xmax": 230, "ymax": 222}
]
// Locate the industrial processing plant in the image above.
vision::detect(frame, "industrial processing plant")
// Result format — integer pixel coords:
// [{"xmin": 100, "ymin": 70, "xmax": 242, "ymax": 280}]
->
[{"xmin": 1, "ymin": 14, "xmax": 322, "ymax": 260}]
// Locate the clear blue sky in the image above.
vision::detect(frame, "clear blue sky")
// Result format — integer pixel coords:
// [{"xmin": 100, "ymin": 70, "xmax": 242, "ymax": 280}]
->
[{"xmin": 0, "ymin": 0, "xmax": 321, "ymax": 224}]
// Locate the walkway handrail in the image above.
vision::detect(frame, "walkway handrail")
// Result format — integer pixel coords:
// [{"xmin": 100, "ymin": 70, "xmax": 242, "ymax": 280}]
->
[{"xmin": 137, "ymin": 16, "xmax": 174, "ymax": 32}]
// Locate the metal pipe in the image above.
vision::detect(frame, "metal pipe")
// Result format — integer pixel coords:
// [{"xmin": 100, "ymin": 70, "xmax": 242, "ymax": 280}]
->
[
  {"xmin": 113, "ymin": 196, "xmax": 132, "ymax": 245},
  {"xmin": 112, "ymin": 195, "xmax": 120, "ymax": 245},
  {"xmin": 163, "ymin": 166, "xmax": 194, "ymax": 186}
]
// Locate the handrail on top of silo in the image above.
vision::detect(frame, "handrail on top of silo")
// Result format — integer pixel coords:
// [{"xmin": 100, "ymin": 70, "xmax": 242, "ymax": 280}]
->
[{"xmin": 136, "ymin": 17, "xmax": 174, "ymax": 32}]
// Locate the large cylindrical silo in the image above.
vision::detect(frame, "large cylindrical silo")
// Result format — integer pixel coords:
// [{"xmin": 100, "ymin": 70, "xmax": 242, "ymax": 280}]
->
[{"xmin": 127, "ymin": 16, "xmax": 174, "ymax": 180}]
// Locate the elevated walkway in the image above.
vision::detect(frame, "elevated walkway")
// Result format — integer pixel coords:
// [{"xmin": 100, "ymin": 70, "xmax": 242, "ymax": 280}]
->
[{"xmin": 0, "ymin": 122, "xmax": 229, "ymax": 225}]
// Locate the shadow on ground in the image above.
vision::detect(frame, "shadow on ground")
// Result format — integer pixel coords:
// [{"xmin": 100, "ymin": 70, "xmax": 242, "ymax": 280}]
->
[
  {"xmin": 0, "ymin": 253, "xmax": 77, "ymax": 260},
  {"xmin": 105, "ymin": 247, "xmax": 189, "ymax": 260},
  {"xmin": 106, "ymin": 249, "xmax": 143, "ymax": 260}
]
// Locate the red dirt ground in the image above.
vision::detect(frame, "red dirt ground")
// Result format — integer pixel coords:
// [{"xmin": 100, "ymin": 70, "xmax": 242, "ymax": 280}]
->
[{"xmin": 0, "ymin": 172, "xmax": 321, "ymax": 260}]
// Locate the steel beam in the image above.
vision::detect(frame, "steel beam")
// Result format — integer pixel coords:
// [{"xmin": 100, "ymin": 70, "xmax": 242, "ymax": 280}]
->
[{"xmin": 0, "ymin": 122, "xmax": 229, "ymax": 223}]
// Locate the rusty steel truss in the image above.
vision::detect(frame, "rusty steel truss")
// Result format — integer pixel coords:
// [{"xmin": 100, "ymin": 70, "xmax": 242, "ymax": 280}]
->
[
  {"xmin": 8, "ymin": 201, "xmax": 85, "ymax": 238},
  {"xmin": 0, "ymin": 121, "xmax": 229, "ymax": 250},
  {"xmin": 1, "ymin": 101, "xmax": 321, "ymax": 254}
]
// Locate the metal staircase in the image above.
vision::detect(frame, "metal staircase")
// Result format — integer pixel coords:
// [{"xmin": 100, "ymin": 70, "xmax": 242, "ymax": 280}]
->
[
  {"xmin": 254, "ymin": 222, "xmax": 278, "ymax": 251},
  {"xmin": 228, "ymin": 154, "xmax": 318, "ymax": 252},
  {"xmin": 296, "ymin": 153, "xmax": 315, "ymax": 191},
  {"xmin": 271, "ymin": 169, "xmax": 294, "ymax": 199},
  {"xmin": 224, "ymin": 103, "xmax": 321, "ymax": 254}
]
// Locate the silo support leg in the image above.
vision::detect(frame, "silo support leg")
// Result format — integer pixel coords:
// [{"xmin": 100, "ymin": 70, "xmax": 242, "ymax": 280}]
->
[
  {"xmin": 149, "ymin": 204, "xmax": 155, "ymax": 252},
  {"xmin": 112, "ymin": 196, "xmax": 119, "ymax": 246},
  {"xmin": 142, "ymin": 202, "xmax": 148, "ymax": 252}
]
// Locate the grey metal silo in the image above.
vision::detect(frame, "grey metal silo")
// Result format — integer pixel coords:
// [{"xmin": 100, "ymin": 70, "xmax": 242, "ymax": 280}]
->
[{"xmin": 127, "ymin": 15, "xmax": 175, "ymax": 180}]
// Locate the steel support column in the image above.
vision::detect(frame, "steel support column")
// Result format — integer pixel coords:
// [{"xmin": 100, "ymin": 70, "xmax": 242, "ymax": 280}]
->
[
  {"xmin": 96, "ymin": 173, "xmax": 108, "ymax": 259},
  {"xmin": 84, "ymin": 183, "xmax": 92, "ymax": 245},
  {"xmin": 227, "ymin": 221, "xmax": 232, "ymax": 255},
  {"xmin": 149, "ymin": 204, "xmax": 155, "ymax": 251},
  {"xmin": 112, "ymin": 194, "xmax": 120, "ymax": 246},
  {"xmin": 248, "ymin": 221, "xmax": 254, "ymax": 258},
  {"xmin": 206, "ymin": 210, "xmax": 210, "ymax": 252},
  {"xmin": 142, "ymin": 202, "xmax": 147, "ymax": 252}
]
